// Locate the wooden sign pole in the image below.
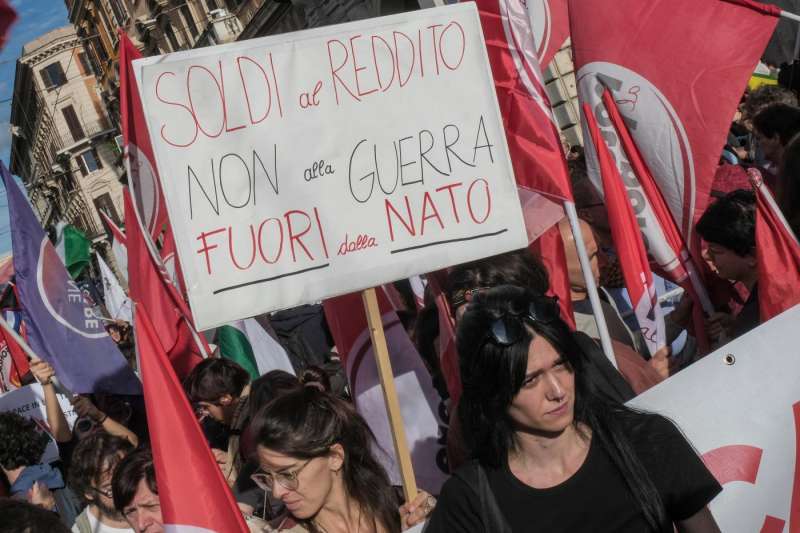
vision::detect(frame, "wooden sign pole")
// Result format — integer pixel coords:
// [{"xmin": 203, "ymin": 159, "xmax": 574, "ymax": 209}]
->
[{"xmin": 360, "ymin": 287, "xmax": 418, "ymax": 502}]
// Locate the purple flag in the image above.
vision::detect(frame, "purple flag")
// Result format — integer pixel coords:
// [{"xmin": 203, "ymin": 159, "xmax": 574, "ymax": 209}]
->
[{"xmin": 2, "ymin": 162, "xmax": 140, "ymax": 394}]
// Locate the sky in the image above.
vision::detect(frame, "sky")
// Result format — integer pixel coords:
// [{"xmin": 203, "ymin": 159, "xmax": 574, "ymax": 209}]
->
[{"xmin": 0, "ymin": 0, "xmax": 71, "ymax": 256}]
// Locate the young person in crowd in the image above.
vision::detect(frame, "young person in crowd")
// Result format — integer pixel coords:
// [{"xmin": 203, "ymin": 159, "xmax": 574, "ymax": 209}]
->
[
  {"xmin": 0, "ymin": 411, "xmax": 80, "ymax": 526},
  {"xmin": 695, "ymin": 190, "xmax": 759, "ymax": 344},
  {"xmin": 69, "ymin": 433, "xmax": 135, "ymax": 533},
  {"xmin": 751, "ymin": 103, "xmax": 800, "ymax": 168},
  {"xmin": 777, "ymin": 131, "xmax": 800, "ymax": 236},
  {"xmin": 111, "ymin": 449, "xmax": 162, "ymax": 533},
  {"xmin": 251, "ymin": 378, "xmax": 435, "ymax": 532},
  {"xmin": 427, "ymin": 286, "xmax": 722, "ymax": 533}
]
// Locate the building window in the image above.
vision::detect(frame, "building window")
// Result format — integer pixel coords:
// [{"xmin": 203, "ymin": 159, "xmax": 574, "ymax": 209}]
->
[
  {"xmin": 77, "ymin": 52, "xmax": 91, "ymax": 76},
  {"xmin": 109, "ymin": 0, "xmax": 128, "ymax": 26},
  {"xmin": 93, "ymin": 193, "xmax": 120, "ymax": 226},
  {"xmin": 61, "ymin": 170, "xmax": 76, "ymax": 192},
  {"xmin": 39, "ymin": 62, "xmax": 67, "ymax": 89},
  {"xmin": 61, "ymin": 105, "xmax": 86, "ymax": 143},
  {"xmin": 180, "ymin": 5, "xmax": 198, "ymax": 38},
  {"xmin": 205, "ymin": 0, "xmax": 218, "ymax": 11},
  {"xmin": 76, "ymin": 148, "xmax": 103, "ymax": 176},
  {"xmin": 164, "ymin": 22, "xmax": 180, "ymax": 51}
]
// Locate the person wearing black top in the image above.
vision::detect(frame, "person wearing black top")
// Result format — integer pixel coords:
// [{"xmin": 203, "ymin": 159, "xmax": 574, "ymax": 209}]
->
[{"xmin": 426, "ymin": 286, "xmax": 722, "ymax": 533}]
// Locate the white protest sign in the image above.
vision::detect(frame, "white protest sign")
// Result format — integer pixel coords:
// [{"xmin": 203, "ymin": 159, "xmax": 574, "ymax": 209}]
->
[
  {"xmin": 629, "ymin": 304, "xmax": 800, "ymax": 532},
  {"xmin": 0, "ymin": 383, "xmax": 78, "ymax": 463},
  {"xmin": 134, "ymin": 3, "xmax": 527, "ymax": 330}
]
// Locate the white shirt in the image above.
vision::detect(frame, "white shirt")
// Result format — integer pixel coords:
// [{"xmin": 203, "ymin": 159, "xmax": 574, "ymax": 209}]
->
[{"xmin": 72, "ymin": 507, "xmax": 134, "ymax": 533}]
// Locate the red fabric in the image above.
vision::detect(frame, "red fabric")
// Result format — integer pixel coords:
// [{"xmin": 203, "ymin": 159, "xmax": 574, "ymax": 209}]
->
[
  {"xmin": 600, "ymin": 89, "xmax": 711, "ymax": 351},
  {"xmin": 469, "ymin": 0, "xmax": 573, "ymax": 202},
  {"xmin": 99, "ymin": 210, "xmax": 126, "ymax": 246},
  {"xmin": 119, "ymin": 32, "xmax": 170, "ymax": 241},
  {"xmin": 426, "ymin": 272, "xmax": 462, "ymax": 405},
  {"xmin": 528, "ymin": 224, "xmax": 575, "ymax": 330},
  {"xmin": 751, "ymin": 172, "xmax": 800, "ymax": 321},
  {"xmin": 569, "ymin": 0, "xmax": 778, "ymax": 241},
  {"xmin": 0, "ymin": 0, "xmax": 17, "ymax": 51},
  {"xmin": 584, "ymin": 103, "xmax": 665, "ymax": 355},
  {"xmin": 0, "ymin": 326, "xmax": 28, "ymax": 388},
  {"xmin": 535, "ymin": 0, "xmax": 569, "ymax": 68},
  {"xmin": 125, "ymin": 191, "xmax": 204, "ymax": 378},
  {"xmin": 135, "ymin": 306, "xmax": 248, "ymax": 533}
]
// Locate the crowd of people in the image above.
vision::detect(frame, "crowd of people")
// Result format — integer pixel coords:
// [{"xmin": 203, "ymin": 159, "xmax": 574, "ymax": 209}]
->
[{"xmin": 0, "ymin": 80, "xmax": 798, "ymax": 533}]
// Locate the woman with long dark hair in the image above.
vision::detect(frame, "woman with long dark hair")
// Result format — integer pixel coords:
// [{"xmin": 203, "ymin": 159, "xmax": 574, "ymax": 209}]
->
[
  {"xmin": 251, "ymin": 381, "xmax": 434, "ymax": 532},
  {"xmin": 426, "ymin": 286, "xmax": 722, "ymax": 533}
]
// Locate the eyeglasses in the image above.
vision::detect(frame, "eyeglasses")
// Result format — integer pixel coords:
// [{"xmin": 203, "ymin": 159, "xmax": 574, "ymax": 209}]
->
[
  {"xmin": 484, "ymin": 297, "xmax": 560, "ymax": 346},
  {"xmin": 250, "ymin": 459, "xmax": 313, "ymax": 492}
]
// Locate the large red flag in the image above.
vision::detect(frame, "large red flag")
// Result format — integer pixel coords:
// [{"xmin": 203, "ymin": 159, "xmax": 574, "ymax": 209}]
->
[
  {"xmin": 570, "ymin": 0, "xmax": 779, "ymax": 250},
  {"xmin": 125, "ymin": 191, "xmax": 205, "ymax": 378},
  {"xmin": 119, "ymin": 31, "xmax": 171, "ymax": 243},
  {"xmin": 749, "ymin": 169, "xmax": 800, "ymax": 321},
  {"xmin": 470, "ymin": 0, "xmax": 573, "ymax": 203},
  {"xmin": 527, "ymin": 0, "xmax": 569, "ymax": 68},
  {"xmin": 323, "ymin": 290, "xmax": 449, "ymax": 493},
  {"xmin": 584, "ymin": 103, "xmax": 666, "ymax": 356},
  {"xmin": 135, "ymin": 306, "xmax": 248, "ymax": 533}
]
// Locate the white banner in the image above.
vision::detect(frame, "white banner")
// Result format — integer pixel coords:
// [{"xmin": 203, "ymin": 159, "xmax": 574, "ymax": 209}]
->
[
  {"xmin": 0, "ymin": 383, "xmax": 78, "ymax": 463},
  {"xmin": 630, "ymin": 304, "xmax": 800, "ymax": 532},
  {"xmin": 134, "ymin": 3, "xmax": 527, "ymax": 330}
]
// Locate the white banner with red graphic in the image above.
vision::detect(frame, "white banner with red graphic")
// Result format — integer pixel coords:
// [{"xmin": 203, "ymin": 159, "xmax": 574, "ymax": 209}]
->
[
  {"xmin": 630, "ymin": 304, "xmax": 800, "ymax": 532},
  {"xmin": 133, "ymin": 4, "xmax": 527, "ymax": 330}
]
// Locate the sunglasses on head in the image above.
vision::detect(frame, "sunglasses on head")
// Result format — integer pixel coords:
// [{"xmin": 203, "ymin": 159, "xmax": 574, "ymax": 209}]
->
[{"xmin": 484, "ymin": 297, "xmax": 560, "ymax": 346}]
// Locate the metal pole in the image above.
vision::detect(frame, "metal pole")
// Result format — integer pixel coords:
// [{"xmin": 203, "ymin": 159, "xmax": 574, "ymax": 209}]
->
[
  {"xmin": 563, "ymin": 201, "xmax": 618, "ymax": 368},
  {"xmin": 781, "ymin": 10, "xmax": 800, "ymax": 23}
]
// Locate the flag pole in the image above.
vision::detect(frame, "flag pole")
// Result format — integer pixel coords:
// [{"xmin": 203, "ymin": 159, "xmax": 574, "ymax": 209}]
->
[
  {"xmin": 781, "ymin": 10, "xmax": 800, "ymax": 23},
  {"xmin": 360, "ymin": 287, "xmax": 418, "ymax": 502},
  {"xmin": 563, "ymin": 201, "xmax": 618, "ymax": 368}
]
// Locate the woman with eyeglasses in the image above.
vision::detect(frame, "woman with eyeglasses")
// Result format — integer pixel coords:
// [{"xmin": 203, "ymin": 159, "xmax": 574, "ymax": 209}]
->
[
  {"xmin": 425, "ymin": 285, "xmax": 722, "ymax": 533},
  {"xmin": 250, "ymin": 382, "xmax": 435, "ymax": 532}
]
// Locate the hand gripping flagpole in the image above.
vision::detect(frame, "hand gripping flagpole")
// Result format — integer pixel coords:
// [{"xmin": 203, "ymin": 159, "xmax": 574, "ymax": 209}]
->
[{"xmin": 563, "ymin": 201, "xmax": 618, "ymax": 369}]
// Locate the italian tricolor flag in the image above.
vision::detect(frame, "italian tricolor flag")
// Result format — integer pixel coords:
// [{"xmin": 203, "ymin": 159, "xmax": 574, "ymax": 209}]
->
[{"xmin": 215, "ymin": 318, "xmax": 295, "ymax": 380}]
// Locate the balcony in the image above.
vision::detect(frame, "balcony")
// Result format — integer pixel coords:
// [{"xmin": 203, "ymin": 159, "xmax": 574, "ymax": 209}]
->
[{"xmin": 58, "ymin": 118, "xmax": 115, "ymax": 155}]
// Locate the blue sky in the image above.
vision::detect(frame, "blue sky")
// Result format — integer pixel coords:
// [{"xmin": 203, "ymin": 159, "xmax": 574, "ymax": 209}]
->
[{"xmin": 0, "ymin": 0, "xmax": 70, "ymax": 256}]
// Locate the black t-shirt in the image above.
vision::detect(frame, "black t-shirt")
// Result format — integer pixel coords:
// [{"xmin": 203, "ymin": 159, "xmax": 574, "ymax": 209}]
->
[{"xmin": 426, "ymin": 414, "xmax": 721, "ymax": 532}]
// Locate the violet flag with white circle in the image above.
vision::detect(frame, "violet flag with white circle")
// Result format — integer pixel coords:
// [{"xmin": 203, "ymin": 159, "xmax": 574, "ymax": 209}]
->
[{"xmin": 1, "ymin": 162, "xmax": 141, "ymax": 395}]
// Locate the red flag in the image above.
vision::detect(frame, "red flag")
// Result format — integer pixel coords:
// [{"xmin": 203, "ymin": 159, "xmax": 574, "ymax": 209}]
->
[
  {"xmin": 470, "ymin": 0, "xmax": 573, "ymax": 203},
  {"xmin": 598, "ymin": 89, "xmax": 712, "ymax": 351},
  {"xmin": 0, "ymin": 0, "xmax": 17, "ymax": 51},
  {"xmin": 323, "ymin": 290, "xmax": 448, "ymax": 493},
  {"xmin": 527, "ymin": 0, "xmax": 569, "ymax": 68},
  {"xmin": 0, "ymin": 325, "xmax": 28, "ymax": 392},
  {"xmin": 749, "ymin": 170, "xmax": 800, "ymax": 321},
  {"xmin": 529, "ymin": 223, "xmax": 576, "ymax": 330},
  {"xmin": 125, "ymin": 190, "xmax": 205, "ymax": 378},
  {"xmin": 584, "ymin": 103, "xmax": 666, "ymax": 356},
  {"xmin": 426, "ymin": 272, "xmax": 461, "ymax": 405},
  {"xmin": 135, "ymin": 306, "xmax": 248, "ymax": 533},
  {"xmin": 570, "ymin": 0, "xmax": 779, "ymax": 247},
  {"xmin": 119, "ymin": 31, "xmax": 170, "ymax": 242}
]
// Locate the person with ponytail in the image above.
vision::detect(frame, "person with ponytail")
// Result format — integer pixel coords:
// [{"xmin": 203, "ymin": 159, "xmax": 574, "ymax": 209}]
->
[
  {"xmin": 251, "ymin": 373, "xmax": 435, "ymax": 533},
  {"xmin": 426, "ymin": 286, "xmax": 721, "ymax": 533}
]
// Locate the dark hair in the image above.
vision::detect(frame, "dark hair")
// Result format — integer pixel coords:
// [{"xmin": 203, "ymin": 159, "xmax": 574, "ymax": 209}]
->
[
  {"xmin": 447, "ymin": 249, "xmax": 549, "ymax": 308},
  {"xmin": 111, "ymin": 448, "xmax": 157, "ymax": 512},
  {"xmin": 183, "ymin": 358, "xmax": 250, "ymax": 403},
  {"xmin": 742, "ymin": 85, "xmax": 798, "ymax": 122},
  {"xmin": 696, "ymin": 189, "xmax": 756, "ymax": 257},
  {"xmin": 457, "ymin": 286, "xmax": 667, "ymax": 532},
  {"xmin": 253, "ymin": 388, "xmax": 400, "ymax": 533},
  {"xmin": 779, "ymin": 132, "xmax": 800, "ymax": 236},
  {"xmin": 246, "ymin": 370, "xmax": 300, "ymax": 422},
  {"xmin": 0, "ymin": 412, "xmax": 50, "ymax": 470},
  {"xmin": 0, "ymin": 498, "xmax": 71, "ymax": 533},
  {"xmin": 68, "ymin": 433, "xmax": 134, "ymax": 504},
  {"xmin": 752, "ymin": 103, "xmax": 800, "ymax": 145}
]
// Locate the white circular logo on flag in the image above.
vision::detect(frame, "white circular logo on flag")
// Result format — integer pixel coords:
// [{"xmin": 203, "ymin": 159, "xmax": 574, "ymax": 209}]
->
[
  {"xmin": 126, "ymin": 142, "xmax": 161, "ymax": 235},
  {"xmin": 527, "ymin": 0, "xmax": 553, "ymax": 61},
  {"xmin": 577, "ymin": 62, "xmax": 696, "ymax": 238}
]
